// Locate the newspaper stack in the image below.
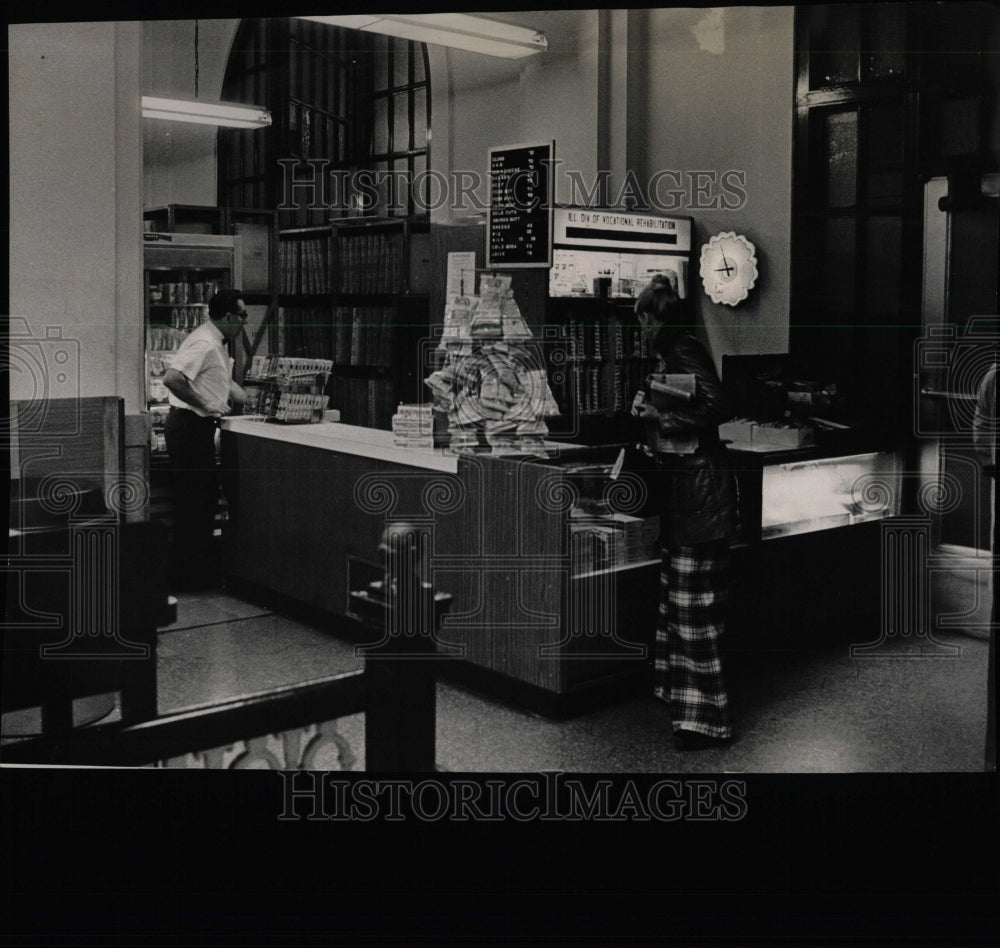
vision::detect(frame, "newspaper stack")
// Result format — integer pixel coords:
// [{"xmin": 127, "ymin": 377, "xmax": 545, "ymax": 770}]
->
[
  {"xmin": 391, "ymin": 403, "xmax": 435, "ymax": 449},
  {"xmin": 447, "ymin": 425, "xmax": 481, "ymax": 452},
  {"xmin": 569, "ymin": 508, "xmax": 662, "ymax": 564},
  {"xmin": 428, "ymin": 276, "xmax": 561, "ymax": 454},
  {"xmin": 431, "ymin": 343, "xmax": 561, "ymax": 454},
  {"xmin": 439, "ymin": 296, "xmax": 476, "ymax": 350},
  {"xmin": 569, "ymin": 522, "xmax": 628, "ymax": 574}
]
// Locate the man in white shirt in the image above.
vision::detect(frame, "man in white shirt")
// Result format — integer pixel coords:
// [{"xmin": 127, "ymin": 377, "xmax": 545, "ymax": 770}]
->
[{"xmin": 162, "ymin": 289, "xmax": 247, "ymax": 591}]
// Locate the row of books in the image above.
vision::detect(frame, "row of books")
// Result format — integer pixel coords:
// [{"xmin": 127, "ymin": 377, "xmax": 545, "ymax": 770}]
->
[
  {"xmin": 281, "ymin": 305, "xmax": 404, "ymax": 367},
  {"xmin": 564, "ymin": 320, "xmax": 604, "ymax": 362},
  {"xmin": 328, "ymin": 376, "xmax": 398, "ymax": 430},
  {"xmin": 573, "ymin": 365, "xmax": 608, "ymax": 415},
  {"xmin": 616, "ymin": 323, "xmax": 651, "ymax": 360},
  {"xmin": 279, "ymin": 236, "xmax": 333, "ymax": 295},
  {"xmin": 279, "ymin": 230, "xmax": 411, "ymax": 296},
  {"xmin": 338, "ymin": 232, "xmax": 406, "ymax": 295},
  {"xmin": 333, "ymin": 306, "xmax": 396, "ymax": 367},
  {"xmin": 282, "ymin": 307, "xmax": 335, "ymax": 362},
  {"xmin": 562, "ymin": 321, "xmax": 651, "ymax": 362},
  {"xmin": 557, "ymin": 361, "xmax": 656, "ymax": 416}
]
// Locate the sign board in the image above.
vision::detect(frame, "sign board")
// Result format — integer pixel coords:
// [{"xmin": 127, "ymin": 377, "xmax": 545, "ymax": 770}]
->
[
  {"xmin": 549, "ymin": 208, "xmax": 693, "ymax": 300},
  {"xmin": 552, "ymin": 208, "xmax": 691, "ymax": 253},
  {"xmin": 486, "ymin": 141, "xmax": 554, "ymax": 269}
]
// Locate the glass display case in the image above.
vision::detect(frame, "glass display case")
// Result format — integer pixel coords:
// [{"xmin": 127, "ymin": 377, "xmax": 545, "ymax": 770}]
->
[{"xmin": 758, "ymin": 450, "xmax": 902, "ymax": 540}]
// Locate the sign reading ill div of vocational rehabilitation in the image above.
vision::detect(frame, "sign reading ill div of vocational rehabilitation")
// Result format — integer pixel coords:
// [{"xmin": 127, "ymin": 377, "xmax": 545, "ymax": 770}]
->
[{"xmin": 486, "ymin": 141, "xmax": 554, "ymax": 269}]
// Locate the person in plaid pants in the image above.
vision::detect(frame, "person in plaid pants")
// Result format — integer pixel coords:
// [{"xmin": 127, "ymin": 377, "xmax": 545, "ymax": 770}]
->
[{"xmin": 632, "ymin": 273, "xmax": 739, "ymax": 750}]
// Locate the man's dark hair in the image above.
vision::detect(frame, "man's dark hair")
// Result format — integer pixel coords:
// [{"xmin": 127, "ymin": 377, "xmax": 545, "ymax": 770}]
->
[{"xmin": 208, "ymin": 289, "xmax": 245, "ymax": 320}]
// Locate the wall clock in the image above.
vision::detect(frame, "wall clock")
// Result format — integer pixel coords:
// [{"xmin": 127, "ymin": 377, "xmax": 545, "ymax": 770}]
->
[{"xmin": 699, "ymin": 232, "xmax": 758, "ymax": 306}]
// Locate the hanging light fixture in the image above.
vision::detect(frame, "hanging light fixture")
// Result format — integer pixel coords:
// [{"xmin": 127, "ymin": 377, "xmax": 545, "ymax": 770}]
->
[
  {"xmin": 297, "ymin": 13, "xmax": 548, "ymax": 59},
  {"xmin": 143, "ymin": 20, "xmax": 272, "ymax": 129},
  {"xmin": 142, "ymin": 96, "xmax": 272, "ymax": 129}
]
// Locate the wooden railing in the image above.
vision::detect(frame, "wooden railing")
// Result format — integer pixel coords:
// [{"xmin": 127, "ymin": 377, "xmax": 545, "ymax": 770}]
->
[{"xmin": 1, "ymin": 652, "xmax": 436, "ymax": 770}]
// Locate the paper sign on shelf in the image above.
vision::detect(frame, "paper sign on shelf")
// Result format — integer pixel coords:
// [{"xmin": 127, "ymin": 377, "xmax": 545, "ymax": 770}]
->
[{"xmin": 446, "ymin": 252, "xmax": 477, "ymax": 299}]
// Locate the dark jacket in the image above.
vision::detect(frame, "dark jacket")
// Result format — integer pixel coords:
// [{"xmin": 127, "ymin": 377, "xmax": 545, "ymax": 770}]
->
[{"xmin": 641, "ymin": 329, "xmax": 739, "ymax": 547}]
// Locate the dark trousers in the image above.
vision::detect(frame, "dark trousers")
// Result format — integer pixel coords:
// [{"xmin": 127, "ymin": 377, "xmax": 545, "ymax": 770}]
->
[{"xmin": 164, "ymin": 407, "xmax": 220, "ymax": 589}]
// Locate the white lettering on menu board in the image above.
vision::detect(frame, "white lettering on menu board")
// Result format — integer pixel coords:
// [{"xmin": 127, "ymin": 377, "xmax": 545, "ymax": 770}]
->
[{"xmin": 487, "ymin": 142, "xmax": 553, "ymax": 268}]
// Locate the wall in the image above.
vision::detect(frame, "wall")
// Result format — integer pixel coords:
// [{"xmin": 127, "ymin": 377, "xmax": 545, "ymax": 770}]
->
[
  {"xmin": 9, "ymin": 22, "xmax": 143, "ymax": 410},
  {"xmin": 428, "ymin": 10, "xmax": 600, "ymax": 223},
  {"xmin": 142, "ymin": 19, "xmax": 238, "ymax": 209},
  {"xmin": 137, "ymin": 10, "xmax": 794, "ymax": 363},
  {"xmin": 640, "ymin": 6, "xmax": 794, "ymax": 362},
  {"xmin": 431, "ymin": 7, "xmax": 794, "ymax": 364}
]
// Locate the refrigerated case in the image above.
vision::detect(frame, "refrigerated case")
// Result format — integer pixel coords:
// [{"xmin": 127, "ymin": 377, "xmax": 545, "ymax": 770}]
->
[{"xmin": 143, "ymin": 233, "xmax": 242, "ymax": 454}]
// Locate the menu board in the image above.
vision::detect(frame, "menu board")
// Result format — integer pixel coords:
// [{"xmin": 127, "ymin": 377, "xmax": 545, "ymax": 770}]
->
[{"xmin": 486, "ymin": 141, "xmax": 554, "ymax": 269}]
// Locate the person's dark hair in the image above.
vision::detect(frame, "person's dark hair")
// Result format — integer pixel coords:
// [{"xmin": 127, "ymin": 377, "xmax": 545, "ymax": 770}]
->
[
  {"xmin": 634, "ymin": 272, "xmax": 681, "ymax": 325},
  {"xmin": 208, "ymin": 289, "xmax": 245, "ymax": 320}
]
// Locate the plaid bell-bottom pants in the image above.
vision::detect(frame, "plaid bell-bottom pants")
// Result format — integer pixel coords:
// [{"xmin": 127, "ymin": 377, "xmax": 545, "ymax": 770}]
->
[{"xmin": 652, "ymin": 539, "xmax": 733, "ymax": 739}]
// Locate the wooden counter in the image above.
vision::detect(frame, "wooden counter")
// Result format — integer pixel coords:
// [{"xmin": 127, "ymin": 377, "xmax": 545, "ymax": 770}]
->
[
  {"xmin": 221, "ymin": 422, "xmax": 654, "ymax": 713},
  {"xmin": 222, "ymin": 421, "xmax": 905, "ymax": 715},
  {"xmin": 221, "ymin": 417, "xmax": 460, "ymax": 474}
]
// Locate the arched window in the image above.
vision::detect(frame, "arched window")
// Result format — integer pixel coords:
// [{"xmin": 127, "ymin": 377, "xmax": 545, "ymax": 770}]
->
[{"xmin": 218, "ymin": 18, "xmax": 431, "ymax": 226}]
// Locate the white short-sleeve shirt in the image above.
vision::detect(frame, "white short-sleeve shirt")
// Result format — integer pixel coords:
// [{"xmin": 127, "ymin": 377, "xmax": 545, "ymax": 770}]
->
[{"xmin": 167, "ymin": 320, "xmax": 233, "ymax": 417}]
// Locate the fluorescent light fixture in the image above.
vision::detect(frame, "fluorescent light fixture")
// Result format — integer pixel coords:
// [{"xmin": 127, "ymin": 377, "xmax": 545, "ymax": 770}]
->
[
  {"xmin": 141, "ymin": 96, "xmax": 272, "ymax": 129},
  {"xmin": 298, "ymin": 13, "xmax": 547, "ymax": 59}
]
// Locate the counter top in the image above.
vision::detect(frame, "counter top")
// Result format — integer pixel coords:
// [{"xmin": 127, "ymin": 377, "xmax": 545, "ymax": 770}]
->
[
  {"xmin": 223, "ymin": 417, "xmax": 610, "ymax": 473},
  {"xmin": 221, "ymin": 417, "xmax": 460, "ymax": 474}
]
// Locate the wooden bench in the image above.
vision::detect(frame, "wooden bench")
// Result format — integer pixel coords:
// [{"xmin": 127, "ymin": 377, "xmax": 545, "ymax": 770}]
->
[{"xmin": 4, "ymin": 396, "xmax": 164, "ymax": 734}]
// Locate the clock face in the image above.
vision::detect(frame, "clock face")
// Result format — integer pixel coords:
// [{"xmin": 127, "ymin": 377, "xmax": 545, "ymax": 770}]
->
[{"xmin": 699, "ymin": 232, "xmax": 758, "ymax": 306}]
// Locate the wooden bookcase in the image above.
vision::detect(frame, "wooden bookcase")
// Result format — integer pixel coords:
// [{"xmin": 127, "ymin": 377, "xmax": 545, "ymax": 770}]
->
[
  {"xmin": 277, "ymin": 216, "xmax": 431, "ymax": 429},
  {"xmin": 545, "ymin": 297, "xmax": 657, "ymax": 445}
]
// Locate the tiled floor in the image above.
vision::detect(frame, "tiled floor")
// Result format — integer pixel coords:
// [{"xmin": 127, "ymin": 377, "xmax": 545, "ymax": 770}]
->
[{"xmin": 157, "ymin": 588, "xmax": 991, "ymax": 773}]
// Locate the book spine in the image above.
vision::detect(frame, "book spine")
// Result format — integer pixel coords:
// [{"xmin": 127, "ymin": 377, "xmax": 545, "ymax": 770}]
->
[
  {"xmin": 381, "ymin": 305, "xmax": 392, "ymax": 367},
  {"xmin": 350, "ymin": 307, "xmax": 361, "ymax": 365}
]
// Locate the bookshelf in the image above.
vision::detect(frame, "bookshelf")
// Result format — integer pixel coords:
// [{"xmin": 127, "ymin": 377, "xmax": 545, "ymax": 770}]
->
[
  {"xmin": 278, "ymin": 216, "xmax": 431, "ymax": 430},
  {"xmin": 539, "ymin": 208, "xmax": 693, "ymax": 444},
  {"xmin": 546, "ymin": 297, "xmax": 656, "ymax": 444}
]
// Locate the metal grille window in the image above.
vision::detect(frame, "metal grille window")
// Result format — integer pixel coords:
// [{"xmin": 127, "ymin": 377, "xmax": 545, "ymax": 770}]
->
[
  {"xmin": 218, "ymin": 17, "xmax": 272, "ymax": 211},
  {"xmin": 367, "ymin": 34, "xmax": 431, "ymax": 219},
  {"xmin": 218, "ymin": 18, "xmax": 430, "ymax": 226}
]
